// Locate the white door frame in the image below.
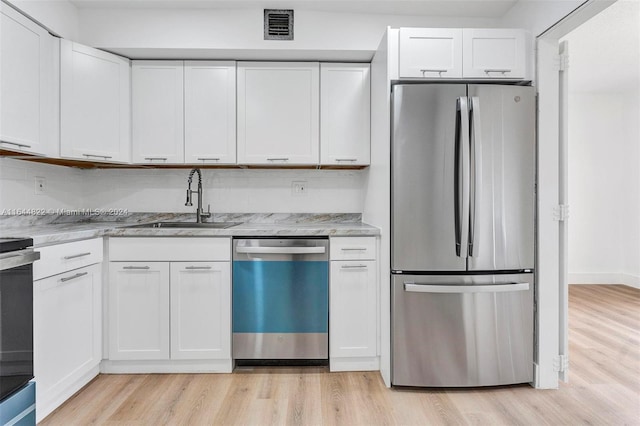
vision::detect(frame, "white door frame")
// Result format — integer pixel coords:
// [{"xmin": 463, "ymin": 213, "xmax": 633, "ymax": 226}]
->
[{"xmin": 535, "ymin": 0, "xmax": 616, "ymax": 389}]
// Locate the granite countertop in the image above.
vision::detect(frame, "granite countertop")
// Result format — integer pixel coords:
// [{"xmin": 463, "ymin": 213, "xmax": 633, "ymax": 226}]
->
[{"xmin": 0, "ymin": 213, "xmax": 380, "ymax": 246}]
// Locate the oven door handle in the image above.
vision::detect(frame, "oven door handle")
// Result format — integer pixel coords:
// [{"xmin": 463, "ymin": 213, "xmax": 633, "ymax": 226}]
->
[
  {"xmin": 235, "ymin": 246, "xmax": 326, "ymax": 255},
  {"xmin": 0, "ymin": 249, "xmax": 40, "ymax": 271}
]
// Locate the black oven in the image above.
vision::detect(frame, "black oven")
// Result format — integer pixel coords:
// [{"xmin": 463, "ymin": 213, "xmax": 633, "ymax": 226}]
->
[{"xmin": 0, "ymin": 238, "xmax": 39, "ymax": 401}]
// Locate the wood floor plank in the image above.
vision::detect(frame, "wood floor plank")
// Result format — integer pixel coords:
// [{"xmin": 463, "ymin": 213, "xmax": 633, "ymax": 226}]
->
[{"xmin": 41, "ymin": 285, "xmax": 640, "ymax": 425}]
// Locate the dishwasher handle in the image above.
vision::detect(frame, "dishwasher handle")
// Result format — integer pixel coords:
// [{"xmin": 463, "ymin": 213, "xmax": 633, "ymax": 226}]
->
[
  {"xmin": 404, "ymin": 282, "xmax": 529, "ymax": 293},
  {"xmin": 236, "ymin": 246, "xmax": 326, "ymax": 255}
]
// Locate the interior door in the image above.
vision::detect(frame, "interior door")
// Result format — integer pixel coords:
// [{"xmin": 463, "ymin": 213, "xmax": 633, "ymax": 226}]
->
[
  {"xmin": 391, "ymin": 84, "xmax": 467, "ymax": 272},
  {"xmin": 467, "ymin": 85, "xmax": 535, "ymax": 271}
]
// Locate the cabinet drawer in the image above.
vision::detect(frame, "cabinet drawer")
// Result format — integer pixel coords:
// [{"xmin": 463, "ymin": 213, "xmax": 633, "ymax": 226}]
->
[
  {"xmin": 330, "ymin": 237, "xmax": 376, "ymax": 260},
  {"xmin": 109, "ymin": 237, "xmax": 230, "ymax": 261},
  {"xmin": 34, "ymin": 238, "xmax": 103, "ymax": 280}
]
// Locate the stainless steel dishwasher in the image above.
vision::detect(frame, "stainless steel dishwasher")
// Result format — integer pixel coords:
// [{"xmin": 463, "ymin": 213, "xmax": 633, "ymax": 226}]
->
[{"xmin": 232, "ymin": 238, "xmax": 329, "ymax": 361}]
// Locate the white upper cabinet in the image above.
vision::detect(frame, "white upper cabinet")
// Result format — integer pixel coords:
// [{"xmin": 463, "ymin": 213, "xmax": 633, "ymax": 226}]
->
[
  {"xmin": 237, "ymin": 62, "xmax": 319, "ymax": 165},
  {"xmin": 132, "ymin": 61, "xmax": 184, "ymax": 164},
  {"xmin": 462, "ymin": 29, "xmax": 526, "ymax": 79},
  {"xmin": 60, "ymin": 40, "xmax": 131, "ymax": 163},
  {"xmin": 320, "ymin": 64, "xmax": 370, "ymax": 166},
  {"xmin": 132, "ymin": 61, "xmax": 236, "ymax": 165},
  {"xmin": 399, "ymin": 28, "xmax": 463, "ymax": 79},
  {"xmin": 398, "ymin": 28, "xmax": 528, "ymax": 80},
  {"xmin": 184, "ymin": 61, "xmax": 236, "ymax": 165},
  {"xmin": 1, "ymin": 3, "xmax": 57, "ymax": 156}
]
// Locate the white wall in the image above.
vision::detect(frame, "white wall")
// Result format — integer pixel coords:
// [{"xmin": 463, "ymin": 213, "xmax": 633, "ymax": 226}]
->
[
  {"xmin": 82, "ymin": 168, "xmax": 365, "ymax": 213},
  {"xmin": 0, "ymin": 158, "xmax": 84, "ymax": 212},
  {"xmin": 567, "ymin": 93, "xmax": 640, "ymax": 287},
  {"xmin": 7, "ymin": 0, "xmax": 80, "ymax": 40},
  {"xmin": 77, "ymin": 7, "xmax": 497, "ymax": 57},
  {"xmin": 0, "ymin": 159, "xmax": 366, "ymax": 214}
]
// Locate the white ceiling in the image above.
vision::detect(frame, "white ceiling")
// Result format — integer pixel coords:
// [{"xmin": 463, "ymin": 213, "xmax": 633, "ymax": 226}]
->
[
  {"xmin": 68, "ymin": 0, "xmax": 518, "ymax": 17},
  {"xmin": 562, "ymin": 0, "xmax": 640, "ymax": 93}
]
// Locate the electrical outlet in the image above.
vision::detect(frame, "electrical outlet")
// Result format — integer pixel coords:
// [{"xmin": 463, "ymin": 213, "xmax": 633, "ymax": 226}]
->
[
  {"xmin": 34, "ymin": 176, "xmax": 46, "ymax": 195},
  {"xmin": 291, "ymin": 181, "xmax": 307, "ymax": 197}
]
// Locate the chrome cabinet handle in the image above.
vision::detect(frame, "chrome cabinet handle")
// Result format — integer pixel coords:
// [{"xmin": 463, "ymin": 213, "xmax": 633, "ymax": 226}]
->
[
  {"xmin": 340, "ymin": 264, "xmax": 367, "ymax": 269},
  {"xmin": 335, "ymin": 158, "xmax": 357, "ymax": 162},
  {"xmin": 484, "ymin": 69, "xmax": 512, "ymax": 75},
  {"xmin": 420, "ymin": 69, "xmax": 447, "ymax": 77},
  {"xmin": 404, "ymin": 282, "xmax": 529, "ymax": 293},
  {"xmin": 1, "ymin": 140, "xmax": 31, "ymax": 149},
  {"xmin": 63, "ymin": 252, "xmax": 91, "ymax": 260},
  {"xmin": 197, "ymin": 158, "xmax": 220, "ymax": 161},
  {"xmin": 144, "ymin": 157, "xmax": 167, "ymax": 161},
  {"xmin": 341, "ymin": 248, "xmax": 367, "ymax": 251},
  {"xmin": 267, "ymin": 158, "xmax": 289, "ymax": 161},
  {"xmin": 60, "ymin": 272, "xmax": 88, "ymax": 282},
  {"xmin": 83, "ymin": 153, "xmax": 112, "ymax": 159},
  {"xmin": 185, "ymin": 266, "xmax": 212, "ymax": 270},
  {"xmin": 123, "ymin": 266, "xmax": 150, "ymax": 270}
]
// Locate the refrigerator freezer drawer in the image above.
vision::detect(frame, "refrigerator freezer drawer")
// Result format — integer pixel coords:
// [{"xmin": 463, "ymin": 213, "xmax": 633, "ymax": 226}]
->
[{"xmin": 392, "ymin": 273, "xmax": 533, "ymax": 387}]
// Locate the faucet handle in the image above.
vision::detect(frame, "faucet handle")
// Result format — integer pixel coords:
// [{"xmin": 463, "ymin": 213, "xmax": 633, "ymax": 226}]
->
[{"xmin": 201, "ymin": 204, "xmax": 212, "ymax": 219}]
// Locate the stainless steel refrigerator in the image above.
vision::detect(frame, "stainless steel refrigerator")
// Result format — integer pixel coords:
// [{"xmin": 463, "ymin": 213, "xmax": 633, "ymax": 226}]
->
[{"xmin": 391, "ymin": 84, "xmax": 535, "ymax": 387}]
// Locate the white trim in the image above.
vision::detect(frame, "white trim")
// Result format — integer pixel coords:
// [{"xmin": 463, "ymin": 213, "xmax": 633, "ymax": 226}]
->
[
  {"xmin": 330, "ymin": 356, "xmax": 380, "ymax": 372},
  {"xmin": 100, "ymin": 359, "xmax": 233, "ymax": 374},
  {"xmin": 569, "ymin": 273, "xmax": 640, "ymax": 288},
  {"xmin": 535, "ymin": 0, "xmax": 620, "ymax": 390},
  {"xmin": 36, "ymin": 365, "xmax": 100, "ymax": 423}
]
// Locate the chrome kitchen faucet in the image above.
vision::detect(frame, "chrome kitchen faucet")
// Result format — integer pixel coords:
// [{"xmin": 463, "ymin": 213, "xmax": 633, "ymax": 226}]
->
[{"xmin": 185, "ymin": 168, "xmax": 211, "ymax": 223}]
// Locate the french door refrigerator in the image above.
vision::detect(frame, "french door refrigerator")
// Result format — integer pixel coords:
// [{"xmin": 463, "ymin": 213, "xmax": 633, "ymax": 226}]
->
[{"xmin": 391, "ymin": 84, "xmax": 535, "ymax": 387}]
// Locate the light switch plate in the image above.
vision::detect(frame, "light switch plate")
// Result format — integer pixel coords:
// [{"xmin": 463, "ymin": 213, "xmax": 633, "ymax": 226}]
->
[{"xmin": 34, "ymin": 176, "xmax": 46, "ymax": 195}]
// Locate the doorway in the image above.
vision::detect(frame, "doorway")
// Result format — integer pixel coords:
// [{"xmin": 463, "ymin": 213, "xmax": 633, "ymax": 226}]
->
[
  {"xmin": 562, "ymin": 0, "xmax": 640, "ymax": 289},
  {"xmin": 536, "ymin": 0, "xmax": 640, "ymax": 389}
]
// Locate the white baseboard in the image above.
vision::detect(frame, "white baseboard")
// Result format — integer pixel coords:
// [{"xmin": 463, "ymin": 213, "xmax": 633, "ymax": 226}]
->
[
  {"xmin": 101, "ymin": 359, "xmax": 233, "ymax": 374},
  {"xmin": 569, "ymin": 273, "xmax": 640, "ymax": 289},
  {"xmin": 36, "ymin": 365, "xmax": 100, "ymax": 423},
  {"xmin": 329, "ymin": 356, "xmax": 379, "ymax": 372}
]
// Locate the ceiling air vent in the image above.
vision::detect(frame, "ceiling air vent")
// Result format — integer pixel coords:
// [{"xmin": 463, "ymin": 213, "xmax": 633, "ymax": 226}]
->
[{"xmin": 264, "ymin": 9, "xmax": 294, "ymax": 41}]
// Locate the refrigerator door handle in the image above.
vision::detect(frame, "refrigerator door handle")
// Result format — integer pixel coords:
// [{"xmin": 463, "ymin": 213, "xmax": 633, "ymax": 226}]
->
[
  {"xmin": 469, "ymin": 96, "xmax": 482, "ymax": 257},
  {"xmin": 455, "ymin": 97, "xmax": 470, "ymax": 259},
  {"xmin": 403, "ymin": 282, "xmax": 529, "ymax": 293}
]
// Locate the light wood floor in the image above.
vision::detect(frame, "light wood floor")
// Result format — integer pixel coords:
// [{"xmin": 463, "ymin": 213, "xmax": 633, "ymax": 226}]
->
[{"xmin": 41, "ymin": 285, "xmax": 640, "ymax": 425}]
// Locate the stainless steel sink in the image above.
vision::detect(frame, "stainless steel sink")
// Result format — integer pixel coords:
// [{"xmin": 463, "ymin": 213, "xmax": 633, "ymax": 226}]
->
[{"xmin": 128, "ymin": 221, "xmax": 240, "ymax": 229}]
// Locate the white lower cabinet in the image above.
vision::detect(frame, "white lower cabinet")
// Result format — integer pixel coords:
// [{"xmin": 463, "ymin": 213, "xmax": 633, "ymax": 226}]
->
[
  {"xmin": 106, "ymin": 238, "xmax": 231, "ymax": 373},
  {"xmin": 329, "ymin": 237, "xmax": 379, "ymax": 372},
  {"xmin": 34, "ymin": 262, "xmax": 102, "ymax": 422},
  {"xmin": 108, "ymin": 262, "xmax": 170, "ymax": 360},
  {"xmin": 170, "ymin": 262, "xmax": 231, "ymax": 359}
]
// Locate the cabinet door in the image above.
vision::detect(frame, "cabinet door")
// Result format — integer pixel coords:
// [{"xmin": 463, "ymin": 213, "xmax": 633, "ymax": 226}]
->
[
  {"xmin": 108, "ymin": 262, "xmax": 170, "ymax": 360},
  {"xmin": 462, "ymin": 29, "xmax": 526, "ymax": 79},
  {"xmin": 320, "ymin": 64, "xmax": 370, "ymax": 166},
  {"xmin": 330, "ymin": 260, "xmax": 377, "ymax": 358},
  {"xmin": 170, "ymin": 262, "xmax": 231, "ymax": 360},
  {"xmin": 237, "ymin": 62, "xmax": 319, "ymax": 165},
  {"xmin": 132, "ymin": 61, "xmax": 184, "ymax": 164},
  {"xmin": 34, "ymin": 264, "xmax": 101, "ymax": 418},
  {"xmin": 1, "ymin": 3, "xmax": 56, "ymax": 156},
  {"xmin": 184, "ymin": 61, "xmax": 236, "ymax": 165},
  {"xmin": 399, "ymin": 28, "xmax": 462, "ymax": 78},
  {"xmin": 60, "ymin": 39, "xmax": 131, "ymax": 162}
]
